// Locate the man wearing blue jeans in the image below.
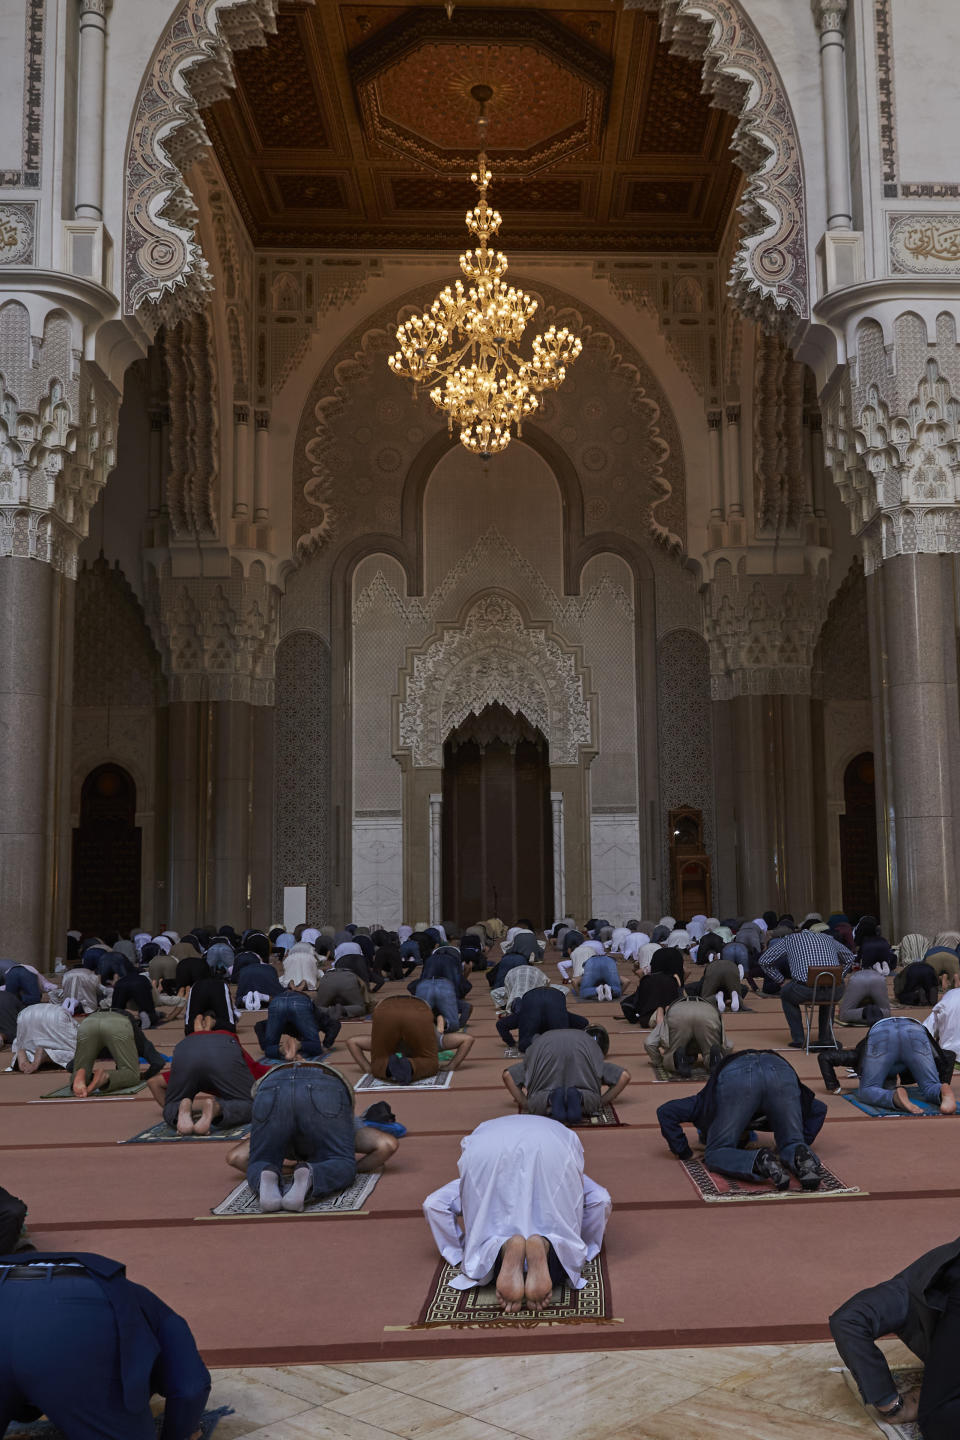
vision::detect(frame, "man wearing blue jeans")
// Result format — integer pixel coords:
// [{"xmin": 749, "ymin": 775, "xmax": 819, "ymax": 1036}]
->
[
  {"xmin": 413, "ymin": 976, "xmax": 471, "ymax": 1032},
  {"xmin": 247, "ymin": 1057, "xmax": 357, "ymax": 1212},
  {"xmin": 578, "ymin": 953, "xmax": 622, "ymax": 1001},
  {"xmin": 857, "ymin": 1016, "xmax": 956, "ymax": 1113},
  {"xmin": 254, "ymin": 988, "xmax": 341, "ymax": 1060},
  {"xmin": 657, "ymin": 1050, "xmax": 828, "ymax": 1190}
]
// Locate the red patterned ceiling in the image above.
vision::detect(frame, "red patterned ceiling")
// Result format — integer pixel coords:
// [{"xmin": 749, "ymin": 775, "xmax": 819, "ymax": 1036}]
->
[{"xmin": 203, "ymin": 2, "xmax": 741, "ymax": 252}]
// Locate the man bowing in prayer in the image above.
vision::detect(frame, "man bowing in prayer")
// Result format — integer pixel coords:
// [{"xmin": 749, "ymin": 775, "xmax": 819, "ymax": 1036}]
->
[{"xmin": 423, "ymin": 1114, "xmax": 611, "ymax": 1313}]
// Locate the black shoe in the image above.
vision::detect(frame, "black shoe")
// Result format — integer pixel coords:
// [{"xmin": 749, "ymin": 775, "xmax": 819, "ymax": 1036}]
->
[
  {"xmin": 753, "ymin": 1148, "xmax": 790, "ymax": 1190},
  {"xmin": 708, "ymin": 1043, "xmax": 725, "ymax": 1071},
  {"xmin": 672, "ymin": 1047, "xmax": 692, "ymax": 1079},
  {"xmin": 792, "ymin": 1144, "xmax": 823, "ymax": 1191},
  {"xmin": 788, "ymin": 1040, "xmax": 804, "ymax": 1049}
]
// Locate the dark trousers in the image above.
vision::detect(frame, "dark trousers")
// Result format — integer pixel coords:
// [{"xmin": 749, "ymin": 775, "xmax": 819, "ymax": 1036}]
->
[
  {"xmin": 247, "ymin": 1066, "xmax": 357, "ymax": 1197},
  {"xmin": 0, "ymin": 1273, "xmax": 164, "ymax": 1439},
  {"xmin": 254, "ymin": 992, "xmax": 340, "ymax": 1058},
  {"xmin": 492, "ymin": 1240, "xmax": 567, "ymax": 1288},
  {"xmin": 705, "ymin": 1052, "xmax": 809, "ymax": 1180},
  {"xmin": 780, "ymin": 979, "xmax": 842, "ymax": 1044},
  {"xmin": 919, "ymin": 1276, "xmax": 960, "ymax": 1438},
  {"xmin": 2, "ymin": 968, "xmax": 41, "ymax": 1009}
]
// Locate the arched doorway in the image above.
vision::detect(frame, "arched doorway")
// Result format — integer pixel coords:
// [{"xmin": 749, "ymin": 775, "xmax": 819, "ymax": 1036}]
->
[
  {"xmin": 442, "ymin": 705, "xmax": 553, "ymax": 928},
  {"xmin": 71, "ymin": 765, "xmax": 142, "ymax": 936},
  {"xmin": 839, "ymin": 752, "xmax": 879, "ymax": 921}
]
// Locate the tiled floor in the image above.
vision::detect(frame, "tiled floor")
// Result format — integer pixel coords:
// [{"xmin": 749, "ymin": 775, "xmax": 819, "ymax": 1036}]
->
[{"xmin": 203, "ymin": 1339, "xmax": 911, "ymax": 1439}]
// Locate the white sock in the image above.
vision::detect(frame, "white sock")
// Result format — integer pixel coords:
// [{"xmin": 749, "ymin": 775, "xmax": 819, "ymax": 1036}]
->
[
  {"xmin": 282, "ymin": 1165, "xmax": 312, "ymax": 1212},
  {"xmin": 715, "ymin": 993, "xmax": 725, "ymax": 1013},
  {"xmin": 259, "ymin": 1171, "xmax": 282, "ymax": 1213},
  {"xmin": 731, "ymin": 992, "xmax": 740, "ymax": 1012}
]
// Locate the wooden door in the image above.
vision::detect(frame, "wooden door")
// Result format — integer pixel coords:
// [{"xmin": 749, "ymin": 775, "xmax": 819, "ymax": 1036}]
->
[{"xmin": 442, "ymin": 706, "xmax": 553, "ymax": 928}]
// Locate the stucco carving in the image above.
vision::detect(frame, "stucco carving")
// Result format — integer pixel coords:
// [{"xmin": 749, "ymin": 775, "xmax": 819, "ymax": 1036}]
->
[
  {"xmin": 295, "ymin": 278, "xmax": 685, "ymax": 561},
  {"xmin": 638, "ymin": 0, "xmax": 809, "ymax": 325},
  {"xmin": 0, "ymin": 302, "xmax": 117, "ymax": 576},
  {"xmin": 704, "ymin": 561, "xmax": 829, "ymax": 698},
  {"xmin": 396, "ymin": 593, "xmax": 595, "ymax": 768},
  {"xmin": 144, "ymin": 569, "xmax": 279, "ymax": 704},
  {"xmin": 824, "ymin": 312, "xmax": 960, "ymax": 572},
  {"xmin": 123, "ymin": 0, "xmax": 287, "ymax": 324}
]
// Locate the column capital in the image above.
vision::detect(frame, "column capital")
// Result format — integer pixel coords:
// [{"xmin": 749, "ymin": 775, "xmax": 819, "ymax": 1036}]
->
[
  {"xmin": 824, "ymin": 306, "xmax": 960, "ymax": 573},
  {"xmin": 702, "ymin": 564, "xmax": 828, "ymax": 701},
  {"xmin": 0, "ymin": 309, "xmax": 117, "ymax": 577},
  {"xmin": 812, "ymin": 0, "xmax": 847, "ymax": 34},
  {"xmin": 143, "ymin": 562, "xmax": 280, "ymax": 705}
]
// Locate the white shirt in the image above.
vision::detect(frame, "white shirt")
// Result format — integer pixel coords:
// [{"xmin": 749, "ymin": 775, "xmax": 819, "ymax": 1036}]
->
[
  {"xmin": 924, "ymin": 990, "xmax": 960, "ymax": 1055},
  {"xmin": 422, "ymin": 1115, "xmax": 611, "ymax": 1290},
  {"xmin": 569, "ymin": 940, "xmax": 604, "ymax": 979},
  {"xmin": 12, "ymin": 1003, "xmax": 79, "ymax": 1068},
  {"xmin": 633, "ymin": 941, "xmax": 660, "ymax": 975},
  {"xmin": 281, "ymin": 945, "xmax": 320, "ymax": 990},
  {"xmin": 621, "ymin": 931, "xmax": 650, "ymax": 962},
  {"xmin": 608, "ymin": 927, "xmax": 631, "ymax": 954}
]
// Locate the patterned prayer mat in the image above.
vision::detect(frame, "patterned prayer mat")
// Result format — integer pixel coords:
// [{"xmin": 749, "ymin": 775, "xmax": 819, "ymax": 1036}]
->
[
  {"xmin": 503, "ymin": 1047, "xmax": 520, "ymax": 1058},
  {"xmin": 8, "ymin": 1406, "xmax": 234, "ymax": 1438},
  {"xmin": 354, "ymin": 1070, "xmax": 453, "ymax": 1092},
  {"xmin": 842, "ymin": 1366, "xmax": 922, "ymax": 1439},
  {"xmin": 680, "ymin": 1155, "xmax": 863, "ymax": 1202},
  {"xmin": 841, "ymin": 1087, "xmax": 960, "ymax": 1117},
  {"xmin": 205, "ymin": 1170, "xmax": 380, "ymax": 1218},
  {"xmin": 511, "ymin": 1103, "xmax": 622, "ymax": 1126},
  {"xmin": 36, "ymin": 1080, "xmax": 147, "ymax": 1101},
  {"xmin": 121, "ymin": 1120, "xmax": 251, "ymax": 1144},
  {"xmin": 416, "ymin": 1252, "xmax": 612, "ymax": 1328},
  {"xmin": 651, "ymin": 1064, "xmax": 710, "ymax": 1083}
]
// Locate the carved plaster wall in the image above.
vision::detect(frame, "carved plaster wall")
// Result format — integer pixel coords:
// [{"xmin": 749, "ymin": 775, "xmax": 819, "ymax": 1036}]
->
[
  {"xmin": 824, "ymin": 312, "xmax": 960, "ymax": 570},
  {"xmin": 705, "ymin": 558, "xmax": 830, "ymax": 698}
]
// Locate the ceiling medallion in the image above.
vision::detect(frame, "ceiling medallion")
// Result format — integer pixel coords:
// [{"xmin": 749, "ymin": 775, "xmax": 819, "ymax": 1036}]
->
[{"xmin": 388, "ymin": 86, "xmax": 582, "ymax": 459}]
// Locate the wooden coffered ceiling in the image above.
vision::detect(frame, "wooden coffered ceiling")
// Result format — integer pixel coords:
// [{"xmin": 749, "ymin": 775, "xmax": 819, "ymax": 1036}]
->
[{"xmin": 202, "ymin": 2, "xmax": 741, "ymax": 252}]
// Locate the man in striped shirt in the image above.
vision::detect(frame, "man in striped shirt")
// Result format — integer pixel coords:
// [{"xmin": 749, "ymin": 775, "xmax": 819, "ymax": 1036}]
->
[{"xmin": 760, "ymin": 930, "xmax": 856, "ymax": 1047}]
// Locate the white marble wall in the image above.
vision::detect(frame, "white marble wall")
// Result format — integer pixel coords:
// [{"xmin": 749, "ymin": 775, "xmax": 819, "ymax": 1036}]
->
[
  {"xmin": 351, "ymin": 816, "xmax": 403, "ymax": 929},
  {"xmin": 590, "ymin": 813, "xmax": 643, "ymax": 925}
]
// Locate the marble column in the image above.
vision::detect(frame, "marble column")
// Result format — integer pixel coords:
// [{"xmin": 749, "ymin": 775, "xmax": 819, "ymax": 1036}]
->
[
  {"xmin": 75, "ymin": 0, "xmax": 107, "ymax": 219},
  {"xmin": 0, "ymin": 558, "xmax": 75, "ymax": 963},
  {"xmin": 551, "ymin": 790, "xmax": 565, "ymax": 920},
  {"xmin": 866, "ymin": 554, "xmax": 960, "ymax": 936},
  {"xmin": 813, "ymin": 0, "xmax": 854, "ymax": 230},
  {"xmin": 707, "ymin": 410, "xmax": 724, "ymax": 519},
  {"xmin": 211, "ymin": 701, "xmax": 253, "ymax": 927},
  {"xmin": 428, "ymin": 792, "xmax": 443, "ymax": 926},
  {"xmin": 250, "ymin": 706, "xmax": 275, "ymax": 925},
  {"xmin": 166, "ymin": 700, "xmax": 206, "ymax": 926}
]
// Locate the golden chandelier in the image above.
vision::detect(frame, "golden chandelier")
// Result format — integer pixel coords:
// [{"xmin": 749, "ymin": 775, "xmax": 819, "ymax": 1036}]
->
[{"xmin": 388, "ymin": 85, "xmax": 582, "ymax": 460}]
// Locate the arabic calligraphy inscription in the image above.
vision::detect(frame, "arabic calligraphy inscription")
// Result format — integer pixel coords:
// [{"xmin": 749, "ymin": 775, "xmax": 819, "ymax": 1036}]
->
[{"xmin": 889, "ymin": 213, "xmax": 960, "ymax": 273}]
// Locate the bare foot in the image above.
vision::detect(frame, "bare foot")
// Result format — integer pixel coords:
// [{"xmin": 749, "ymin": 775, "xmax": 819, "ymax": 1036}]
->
[
  {"xmin": 72, "ymin": 1070, "xmax": 88, "ymax": 1098},
  {"xmin": 892, "ymin": 1085, "xmax": 923, "ymax": 1114},
  {"xmin": 193, "ymin": 1097, "xmax": 215, "ymax": 1135},
  {"xmin": 88, "ymin": 1065, "xmax": 109, "ymax": 1095},
  {"xmin": 941, "ymin": 1084, "xmax": 957, "ymax": 1114},
  {"xmin": 524, "ymin": 1234, "xmax": 554, "ymax": 1310},
  {"xmin": 176, "ymin": 1098, "xmax": 196, "ymax": 1135},
  {"xmin": 278, "ymin": 1033, "xmax": 299, "ymax": 1061},
  {"xmin": 495, "ymin": 1234, "xmax": 525, "ymax": 1313}
]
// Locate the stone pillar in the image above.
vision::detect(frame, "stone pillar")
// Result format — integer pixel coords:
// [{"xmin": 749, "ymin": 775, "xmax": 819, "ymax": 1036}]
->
[
  {"xmin": 250, "ymin": 705, "xmax": 275, "ymax": 925},
  {"xmin": 166, "ymin": 700, "xmax": 205, "ymax": 926},
  {"xmin": 253, "ymin": 411, "xmax": 270, "ymax": 522},
  {"xmin": 725, "ymin": 405, "xmax": 743, "ymax": 518},
  {"xmin": 0, "ymin": 559, "xmax": 74, "ymax": 961},
  {"xmin": 707, "ymin": 409, "xmax": 724, "ymax": 519},
  {"xmin": 813, "ymin": 0, "xmax": 854, "ymax": 230},
  {"xmin": 428, "ymin": 792, "xmax": 443, "ymax": 926},
  {"xmin": 551, "ymin": 790, "xmax": 565, "ymax": 920},
  {"xmin": 211, "ymin": 700, "xmax": 254, "ymax": 927},
  {"xmin": 75, "ymin": 0, "xmax": 107, "ymax": 220},
  {"xmin": 232, "ymin": 405, "xmax": 251, "ymax": 518},
  {"xmin": 865, "ymin": 555, "xmax": 960, "ymax": 936}
]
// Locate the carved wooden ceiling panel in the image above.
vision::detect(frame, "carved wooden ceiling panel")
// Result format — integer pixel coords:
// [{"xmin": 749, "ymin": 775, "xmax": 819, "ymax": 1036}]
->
[{"xmin": 203, "ymin": 1, "xmax": 741, "ymax": 252}]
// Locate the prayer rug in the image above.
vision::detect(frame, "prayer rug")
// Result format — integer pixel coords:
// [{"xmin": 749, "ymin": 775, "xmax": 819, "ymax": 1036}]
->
[
  {"xmin": 354, "ymin": 1070, "xmax": 453, "ymax": 1092},
  {"xmin": 35, "ymin": 1080, "xmax": 147, "ymax": 1101},
  {"xmin": 503, "ymin": 1046, "xmax": 520, "ymax": 1057},
  {"xmin": 121, "ymin": 1120, "xmax": 251, "ymax": 1144},
  {"xmin": 841, "ymin": 1087, "xmax": 960, "ymax": 1117},
  {"xmin": 415, "ymin": 1251, "xmax": 612, "ymax": 1328},
  {"xmin": 842, "ymin": 1366, "xmax": 922, "ymax": 1439},
  {"xmin": 651, "ymin": 1064, "xmax": 710, "ymax": 1083},
  {"xmin": 574, "ymin": 1103, "xmax": 621, "ymax": 1127},
  {"xmin": 680, "ymin": 1155, "xmax": 863, "ymax": 1202},
  {"xmin": 8, "ymin": 1406, "xmax": 234, "ymax": 1438},
  {"xmin": 205, "ymin": 1170, "xmax": 379, "ymax": 1218}
]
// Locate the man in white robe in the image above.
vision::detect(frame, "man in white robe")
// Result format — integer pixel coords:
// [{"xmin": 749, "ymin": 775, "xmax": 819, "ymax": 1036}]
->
[{"xmin": 422, "ymin": 1114, "xmax": 611, "ymax": 1313}]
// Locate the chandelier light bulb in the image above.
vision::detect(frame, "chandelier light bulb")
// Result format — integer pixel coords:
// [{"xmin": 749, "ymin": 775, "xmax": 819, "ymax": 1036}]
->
[{"xmin": 387, "ymin": 107, "xmax": 581, "ymax": 459}]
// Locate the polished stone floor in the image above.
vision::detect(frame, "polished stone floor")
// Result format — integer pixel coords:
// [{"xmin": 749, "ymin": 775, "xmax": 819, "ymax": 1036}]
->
[{"xmin": 201, "ymin": 1340, "xmax": 911, "ymax": 1439}]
